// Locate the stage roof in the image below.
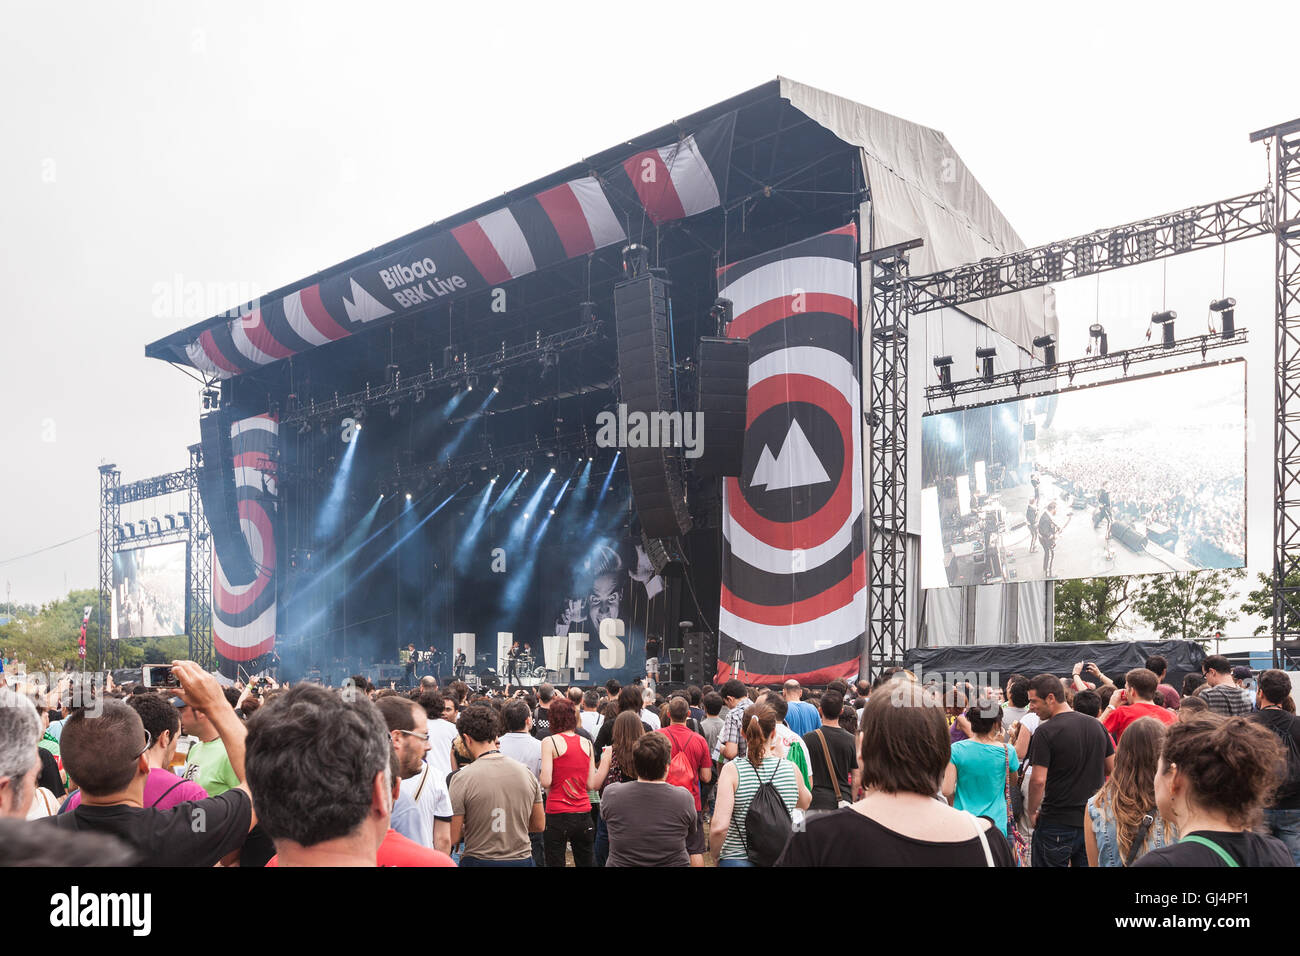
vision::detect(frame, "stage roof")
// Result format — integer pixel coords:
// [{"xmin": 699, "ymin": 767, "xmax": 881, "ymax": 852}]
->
[{"xmin": 145, "ymin": 77, "xmax": 1050, "ymax": 379}]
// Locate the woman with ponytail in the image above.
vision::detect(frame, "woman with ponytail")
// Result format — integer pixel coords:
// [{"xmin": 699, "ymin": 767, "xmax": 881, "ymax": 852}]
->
[
  {"xmin": 1085, "ymin": 716, "xmax": 1174, "ymax": 866},
  {"xmin": 708, "ymin": 703, "xmax": 809, "ymax": 866},
  {"xmin": 1134, "ymin": 714, "xmax": 1293, "ymax": 867}
]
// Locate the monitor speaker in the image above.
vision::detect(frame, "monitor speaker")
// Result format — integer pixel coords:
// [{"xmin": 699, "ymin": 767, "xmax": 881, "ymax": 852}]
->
[
  {"xmin": 1112, "ymin": 521, "xmax": 1148, "ymax": 552},
  {"xmin": 695, "ymin": 336, "xmax": 750, "ymax": 477},
  {"xmin": 198, "ymin": 411, "xmax": 258, "ymax": 586},
  {"xmin": 682, "ymin": 631, "xmax": 714, "ymax": 686},
  {"xmin": 614, "ymin": 271, "xmax": 691, "ymax": 538}
]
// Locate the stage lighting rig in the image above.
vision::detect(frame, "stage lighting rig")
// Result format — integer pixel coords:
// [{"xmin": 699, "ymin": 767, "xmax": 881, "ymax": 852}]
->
[
  {"xmin": 932, "ymin": 355, "xmax": 954, "ymax": 388},
  {"xmin": 975, "ymin": 346, "xmax": 997, "ymax": 383},
  {"xmin": 1150, "ymin": 310, "xmax": 1177, "ymax": 348},
  {"xmin": 580, "ymin": 301, "xmax": 597, "ymax": 324},
  {"xmin": 1087, "ymin": 323, "xmax": 1109, "ymax": 357},
  {"xmin": 201, "ymin": 388, "xmax": 220, "ymax": 410},
  {"xmin": 1032, "ymin": 333, "xmax": 1057, "ymax": 369},
  {"xmin": 621, "ymin": 243, "xmax": 650, "ymax": 280},
  {"xmin": 1210, "ymin": 297, "xmax": 1237, "ymax": 339}
]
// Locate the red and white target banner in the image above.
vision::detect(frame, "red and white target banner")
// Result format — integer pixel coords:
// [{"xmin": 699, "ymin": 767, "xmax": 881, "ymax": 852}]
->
[
  {"xmin": 213, "ymin": 414, "xmax": 278, "ymax": 662},
  {"xmin": 716, "ymin": 224, "xmax": 864, "ymax": 685}
]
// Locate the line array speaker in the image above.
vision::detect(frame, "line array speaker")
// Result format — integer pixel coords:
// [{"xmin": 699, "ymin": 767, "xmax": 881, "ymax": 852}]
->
[
  {"xmin": 695, "ymin": 335, "xmax": 750, "ymax": 477},
  {"xmin": 614, "ymin": 270, "xmax": 691, "ymax": 538},
  {"xmin": 682, "ymin": 630, "xmax": 715, "ymax": 687},
  {"xmin": 198, "ymin": 411, "xmax": 258, "ymax": 586}
]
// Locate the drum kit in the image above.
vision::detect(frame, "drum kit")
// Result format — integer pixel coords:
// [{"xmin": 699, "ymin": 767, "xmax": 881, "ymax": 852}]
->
[{"xmin": 462, "ymin": 650, "xmax": 554, "ymax": 691}]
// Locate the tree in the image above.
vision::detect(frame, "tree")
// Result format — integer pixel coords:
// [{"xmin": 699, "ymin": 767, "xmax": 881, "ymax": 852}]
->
[
  {"xmin": 1054, "ymin": 577, "xmax": 1135, "ymax": 642},
  {"xmin": 1239, "ymin": 569, "xmax": 1300, "ymax": 636},
  {"xmin": 1131, "ymin": 569, "xmax": 1245, "ymax": 641},
  {"xmin": 0, "ymin": 589, "xmax": 104, "ymax": 671}
]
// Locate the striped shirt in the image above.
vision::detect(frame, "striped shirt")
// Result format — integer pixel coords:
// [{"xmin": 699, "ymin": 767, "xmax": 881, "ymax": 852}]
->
[
  {"xmin": 1200, "ymin": 684, "xmax": 1251, "ymax": 717},
  {"xmin": 719, "ymin": 755, "xmax": 799, "ymax": 860}
]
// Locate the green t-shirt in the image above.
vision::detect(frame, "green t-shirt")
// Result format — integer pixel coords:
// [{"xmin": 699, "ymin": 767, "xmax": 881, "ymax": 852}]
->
[{"xmin": 183, "ymin": 738, "xmax": 240, "ymax": 797}]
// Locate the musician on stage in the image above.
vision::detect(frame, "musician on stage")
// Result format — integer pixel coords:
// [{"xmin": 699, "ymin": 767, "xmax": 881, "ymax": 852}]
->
[
  {"xmin": 505, "ymin": 640, "xmax": 521, "ymax": 688},
  {"xmin": 401, "ymin": 643, "xmax": 416, "ymax": 683},
  {"xmin": 1037, "ymin": 500, "xmax": 1070, "ymax": 578},
  {"xmin": 453, "ymin": 648, "xmax": 466, "ymax": 681},
  {"xmin": 1098, "ymin": 480, "xmax": 1114, "ymax": 539}
]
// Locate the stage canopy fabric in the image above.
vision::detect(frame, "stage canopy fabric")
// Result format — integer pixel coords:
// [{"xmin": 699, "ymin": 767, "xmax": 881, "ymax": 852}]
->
[{"xmin": 146, "ymin": 79, "xmax": 1048, "ymax": 378}]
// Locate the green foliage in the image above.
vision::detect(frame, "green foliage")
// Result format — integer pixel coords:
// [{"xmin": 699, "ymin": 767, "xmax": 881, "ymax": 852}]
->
[
  {"xmin": 1130, "ymin": 568, "xmax": 1245, "ymax": 642},
  {"xmin": 1054, "ymin": 577, "xmax": 1134, "ymax": 642},
  {"xmin": 1240, "ymin": 569, "xmax": 1300, "ymax": 636},
  {"xmin": 0, "ymin": 589, "xmax": 104, "ymax": 670}
]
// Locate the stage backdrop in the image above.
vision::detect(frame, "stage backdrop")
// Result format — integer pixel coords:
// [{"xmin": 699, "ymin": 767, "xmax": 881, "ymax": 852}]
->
[
  {"xmin": 213, "ymin": 414, "xmax": 279, "ymax": 664},
  {"xmin": 716, "ymin": 224, "xmax": 866, "ymax": 685}
]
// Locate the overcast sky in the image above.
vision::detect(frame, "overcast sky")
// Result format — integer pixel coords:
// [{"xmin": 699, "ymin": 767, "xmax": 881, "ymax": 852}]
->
[{"xmin": 1, "ymin": 0, "xmax": 1295, "ymax": 633}]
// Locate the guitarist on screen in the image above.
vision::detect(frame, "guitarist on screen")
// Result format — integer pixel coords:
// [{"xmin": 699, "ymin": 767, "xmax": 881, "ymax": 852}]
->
[{"xmin": 1037, "ymin": 500, "xmax": 1071, "ymax": 578}]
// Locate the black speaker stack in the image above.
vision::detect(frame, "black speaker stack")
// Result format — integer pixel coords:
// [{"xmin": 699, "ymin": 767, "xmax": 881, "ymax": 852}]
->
[
  {"xmin": 197, "ymin": 411, "xmax": 258, "ymax": 587},
  {"xmin": 613, "ymin": 249, "xmax": 691, "ymax": 539},
  {"xmin": 681, "ymin": 630, "xmax": 715, "ymax": 686},
  {"xmin": 695, "ymin": 330, "xmax": 750, "ymax": 478}
]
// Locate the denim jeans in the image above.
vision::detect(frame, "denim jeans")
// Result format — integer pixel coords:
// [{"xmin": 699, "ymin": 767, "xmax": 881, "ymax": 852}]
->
[
  {"xmin": 593, "ymin": 814, "xmax": 610, "ymax": 867},
  {"xmin": 529, "ymin": 831, "xmax": 546, "ymax": 867},
  {"xmin": 1263, "ymin": 808, "xmax": 1300, "ymax": 866},
  {"xmin": 717, "ymin": 857, "xmax": 755, "ymax": 867},
  {"xmin": 1031, "ymin": 822, "xmax": 1088, "ymax": 867},
  {"xmin": 544, "ymin": 811, "xmax": 594, "ymax": 867}
]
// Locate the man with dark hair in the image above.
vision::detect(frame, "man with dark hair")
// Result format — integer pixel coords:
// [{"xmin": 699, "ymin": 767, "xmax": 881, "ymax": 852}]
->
[
  {"xmin": 658, "ymin": 695, "xmax": 712, "ymax": 866},
  {"xmin": 417, "ymin": 688, "xmax": 459, "ymax": 789},
  {"xmin": 1250, "ymin": 669, "xmax": 1300, "ymax": 865},
  {"xmin": 782, "ymin": 679, "xmax": 822, "ymax": 736},
  {"xmin": 64, "ymin": 691, "xmax": 208, "ymax": 813},
  {"xmin": 499, "ymin": 697, "xmax": 544, "ymax": 865},
  {"xmin": 1025, "ymin": 673, "xmax": 1115, "ymax": 867},
  {"xmin": 1072, "ymin": 689, "xmax": 1102, "ymax": 719},
  {"xmin": 600, "ymin": 732, "xmax": 696, "ymax": 867},
  {"xmin": 579, "ymin": 689, "xmax": 604, "ymax": 738},
  {"xmin": 1101, "ymin": 667, "xmax": 1176, "ymax": 740},
  {"xmin": 686, "ymin": 685, "xmax": 705, "ymax": 724},
  {"xmin": 449, "ymin": 704, "xmax": 544, "ymax": 866},
  {"xmin": 44, "ymin": 662, "xmax": 256, "ymax": 866},
  {"xmin": 177, "ymin": 680, "xmax": 241, "ymax": 797},
  {"xmin": 712, "ymin": 679, "xmax": 752, "ymax": 763},
  {"xmin": 700, "ymin": 692, "xmax": 724, "ymax": 757},
  {"xmin": 1144, "ymin": 655, "xmax": 1168, "ymax": 683},
  {"xmin": 1200, "ymin": 655, "xmax": 1251, "ymax": 717},
  {"xmin": 804, "ymin": 690, "xmax": 859, "ymax": 810},
  {"xmin": 532, "ymin": 683, "xmax": 556, "ymax": 740}
]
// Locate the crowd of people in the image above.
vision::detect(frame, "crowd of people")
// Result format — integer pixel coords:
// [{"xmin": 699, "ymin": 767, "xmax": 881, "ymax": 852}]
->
[
  {"xmin": 1039, "ymin": 429, "xmax": 1245, "ymax": 563},
  {"xmin": 0, "ymin": 651, "xmax": 1296, "ymax": 868}
]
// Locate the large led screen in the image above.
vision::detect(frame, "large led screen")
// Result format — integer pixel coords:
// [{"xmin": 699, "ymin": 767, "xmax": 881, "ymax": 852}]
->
[
  {"xmin": 112, "ymin": 542, "xmax": 188, "ymax": 639},
  {"xmin": 920, "ymin": 361, "xmax": 1245, "ymax": 589}
]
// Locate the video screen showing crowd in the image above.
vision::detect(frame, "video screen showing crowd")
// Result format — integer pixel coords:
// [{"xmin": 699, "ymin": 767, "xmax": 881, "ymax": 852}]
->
[
  {"xmin": 920, "ymin": 362, "xmax": 1246, "ymax": 588},
  {"xmin": 111, "ymin": 543, "xmax": 187, "ymax": 640}
]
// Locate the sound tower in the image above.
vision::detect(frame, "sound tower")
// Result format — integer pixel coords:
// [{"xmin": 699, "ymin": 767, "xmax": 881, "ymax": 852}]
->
[
  {"xmin": 681, "ymin": 631, "xmax": 714, "ymax": 686},
  {"xmin": 614, "ymin": 257, "xmax": 691, "ymax": 538},
  {"xmin": 695, "ymin": 335, "xmax": 750, "ymax": 477},
  {"xmin": 198, "ymin": 411, "xmax": 258, "ymax": 586}
]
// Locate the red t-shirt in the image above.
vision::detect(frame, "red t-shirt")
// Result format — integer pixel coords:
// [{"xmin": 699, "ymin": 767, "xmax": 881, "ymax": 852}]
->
[
  {"xmin": 659, "ymin": 723, "xmax": 712, "ymax": 811},
  {"xmin": 265, "ymin": 829, "xmax": 456, "ymax": 867},
  {"xmin": 1102, "ymin": 700, "xmax": 1177, "ymax": 741}
]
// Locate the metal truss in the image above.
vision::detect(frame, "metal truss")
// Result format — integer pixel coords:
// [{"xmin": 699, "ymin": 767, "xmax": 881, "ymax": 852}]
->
[
  {"xmin": 96, "ymin": 451, "xmax": 213, "ymax": 671},
  {"xmin": 1259, "ymin": 119, "xmax": 1300, "ymax": 668},
  {"xmin": 279, "ymin": 321, "xmax": 605, "ymax": 427},
  {"xmin": 926, "ymin": 330, "xmax": 1249, "ymax": 403},
  {"xmin": 864, "ymin": 242, "xmax": 917, "ymax": 680},
  {"xmin": 902, "ymin": 190, "xmax": 1272, "ymax": 314}
]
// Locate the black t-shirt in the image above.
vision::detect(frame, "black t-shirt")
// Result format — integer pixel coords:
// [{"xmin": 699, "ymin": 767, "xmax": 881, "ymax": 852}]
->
[
  {"xmin": 593, "ymin": 716, "xmax": 653, "ymax": 752},
  {"xmin": 1249, "ymin": 708, "xmax": 1300, "ymax": 808},
  {"xmin": 1133, "ymin": 830, "xmax": 1293, "ymax": 868},
  {"xmin": 1030, "ymin": 710, "xmax": 1114, "ymax": 828},
  {"xmin": 1038, "ymin": 512, "xmax": 1058, "ymax": 546},
  {"xmin": 776, "ymin": 807, "xmax": 1014, "ymax": 867},
  {"xmin": 532, "ymin": 705, "xmax": 551, "ymax": 740},
  {"xmin": 43, "ymin": 788, "xmax": 252, "ymax": 867},
  {"xmin": 37, "ymin": 748, "xmax": 66, "ymax": 797},
  {"xmin": 803, "ymin": 726, "xmax": 858, "ymax": 810}
]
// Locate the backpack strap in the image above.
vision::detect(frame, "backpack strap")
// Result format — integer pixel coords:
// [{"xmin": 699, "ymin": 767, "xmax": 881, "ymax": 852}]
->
[
  {"xmin": 1181, "ymin": 834, "xmax": 1240, "ymax": 867},
  {"xmin": 1123, "ymin": 813, "xmax": 1155, "ymax": 867},
  {"xmin": 413, "ymin": 762, "xmax": 430, "ymax": 802},
  {"xmin": 814, "ymin": 730, "xmax": 842, "ymax": 804},
  {"xmin": 148, "ymin": 776, "xmax": 190, "ymax": 809},
  {"xmin": 962, "ymin": 810, "xmax": 995, "ymax": 867}
]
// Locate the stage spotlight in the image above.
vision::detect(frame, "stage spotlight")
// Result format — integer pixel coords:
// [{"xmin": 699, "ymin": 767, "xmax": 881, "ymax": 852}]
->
[
  {"xmin": 580, "ymin": 301, "xmax": 597, "ymax": 324},
  {"xmin": 414, "ymin": 388, "xmax": 425, "ymax": 403},
  {"xmin": 1150, "ymin": 310, "xmax": 1176, "ymax": 348},
  {"xmin": 550, "ymin": 467, "xmax": 556, "ymax": 474},
  {"xmin": 1211, "ymin": 297, "xmax": 1237, "ymax": 339},
  {"xmin": 1088, "ymin": 323, "xmax": 1109, "ymax": 357},
  {"xmin": 177, "ymin": 512, "xmax": 191, "ymax": 529},
  {"xmin": 932, "ymin": 355, "xmax": 954, "ymax": 388},
  {"xmin": 405, "ymin": 492, "xmax": 412, "ymax": 501},
  {"xmin": 1032, "ymin": 333, "xmax": 1057, "ymax": 369},
  {"xmin": 523, "ymin": 512, "xmax": 530, "ymax": 518},
  {"xmin": 466, "ymin": 375, "xmax": 477, "ymax": 392},
  {"xmin": 492, "ymin": 376, "xmax": 502, "ymax": 394},
  {"xmin": 548, "ymin": 509, "xmax": 555, "ymax": 516},
  {"xmin": 975, "ymin": 346, "xmax": 997, "ymax": 383}
]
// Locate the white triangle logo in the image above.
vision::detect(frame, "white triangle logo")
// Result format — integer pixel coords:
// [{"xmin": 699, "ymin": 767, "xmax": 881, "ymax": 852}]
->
[
  {"xmin": 749, "ymin": 444, "xmax": 778, "ymax": 489},
  {"xmin": 343, "ymin": 278, "xmax": 395, "ymax": 324},
  {"xmin": 749, "ymin": 420, "xmax": 831, "ymax": 492}
]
